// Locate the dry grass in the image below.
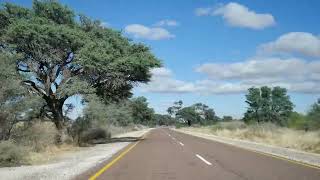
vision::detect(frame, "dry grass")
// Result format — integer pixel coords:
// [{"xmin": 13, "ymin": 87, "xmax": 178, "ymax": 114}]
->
[
  {"xmin": 27, "ymin": 143, "xmax": 79, "ymax": 165},
  {"xmin": 4, "ymin": 122, "xmax": 80, "ymax": 165},
  {"xmin": 181, "ymin": 122, "xmax": 320, "ymax": 154},
  {"xmin": 1, "ymin": 122, "xmax": 147, "ymax": 166}
]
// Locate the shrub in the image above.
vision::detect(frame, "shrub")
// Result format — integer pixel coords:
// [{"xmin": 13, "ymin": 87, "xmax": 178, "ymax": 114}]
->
[
  {"xmin": 175, "ymin": 123, "xmax": 184, "ymax": 129},
  {"xmin": 12, "ymin": 121, "xmax": 58, "ymax": 152},
  {"xmin": 287, "ymin": 112, "xmax": 308, "ymax": 130},
  {"xmin": 80, "ymin": 128, "xmax": 111, "ymax": 144},
  {"xmin": 0, "ymin": 141, "xmax": 28, "ymax": 167}
]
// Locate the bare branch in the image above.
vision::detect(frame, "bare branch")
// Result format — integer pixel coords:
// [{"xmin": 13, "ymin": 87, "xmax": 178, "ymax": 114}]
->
[{"xmin": 22, "ymin": 80, "xmax": 46, "ymax": 96}]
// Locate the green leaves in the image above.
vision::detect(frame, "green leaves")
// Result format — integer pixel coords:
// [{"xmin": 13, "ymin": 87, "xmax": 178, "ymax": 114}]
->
[
  {"xmin": 167, "ymin": 100, "xmax": 218, "ymax": 126},
  {"xmin": 244, "ymin": 86, "xmax": 294, "ymax": 125},
  {"xmin": 130, "ymin": 96, "xmax": 155, "ymax": 125},
  {"xmin": 33, "ymin": 0, "xmax": 75, "ymax": 25},
  {"xmin": 307, "ymin": 99, "xmax": 320, "ymax": 130},
  {"xmin": 5, "ymin": 17, "xmax": 86, "ymax": 63},
  {"xmin": 56, "ymin": 77, "xmax": 95, "ymax": 98}
]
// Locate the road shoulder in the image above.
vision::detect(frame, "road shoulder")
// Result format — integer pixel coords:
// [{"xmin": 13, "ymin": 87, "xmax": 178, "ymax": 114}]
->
[{"xmin": 0, "ymin": 129, "xmax": 151, "ymax": 180}]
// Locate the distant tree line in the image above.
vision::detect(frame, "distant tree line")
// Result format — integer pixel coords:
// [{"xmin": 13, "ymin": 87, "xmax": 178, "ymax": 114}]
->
[{"xmin": 164, "ymin": 86, "xmax": 319, "ymax": 130}]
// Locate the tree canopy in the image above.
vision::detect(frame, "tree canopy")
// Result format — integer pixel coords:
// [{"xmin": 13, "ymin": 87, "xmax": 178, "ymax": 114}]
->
[
  {"xmin": 167, "ymin": 101, "xmax": 218, "ymax": 126},
  {"xmin": 244, "ymin": 86, "xmax": 294, "ymax": 125},
  {"xmin": 0, "ymin": 0, "xmax": 161, "ymax": 131}
]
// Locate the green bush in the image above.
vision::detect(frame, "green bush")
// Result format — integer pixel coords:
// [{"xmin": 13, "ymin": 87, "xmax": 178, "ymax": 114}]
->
[
  {"xmin": 0, "ymin": 141, "xmax": 28, "ymax": 167},
  {"xmin": 287, "ymin": 112, "xmax": 308, "ymax": 130},
  {"xmin": 175, "ymin": 123, "xmax": 184, "ymax": 129}
]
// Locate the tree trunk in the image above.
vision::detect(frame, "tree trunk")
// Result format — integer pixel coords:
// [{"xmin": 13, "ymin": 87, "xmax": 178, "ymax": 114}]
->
[{"xmin": 44, "ymin": 96, "xmax": 66, "ymax": 144}]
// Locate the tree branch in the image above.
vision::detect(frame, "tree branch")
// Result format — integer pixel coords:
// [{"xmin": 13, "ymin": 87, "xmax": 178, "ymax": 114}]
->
[
  {"xmin": 16, "ymin": 67, "xmax": 31, "ymax": 72},
  {"xmin": 22, "ymin": 80, "xmax": 46, "ymax": 96}
]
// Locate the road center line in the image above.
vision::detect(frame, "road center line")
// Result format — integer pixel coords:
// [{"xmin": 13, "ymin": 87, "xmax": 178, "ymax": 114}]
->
[
  {"xmin": 196, "ymin": 154, "xmax": 212, "ymax": 166},
  {"xmin": 179, "ymin": 142, "xmax": 184, "ymax": 146}
]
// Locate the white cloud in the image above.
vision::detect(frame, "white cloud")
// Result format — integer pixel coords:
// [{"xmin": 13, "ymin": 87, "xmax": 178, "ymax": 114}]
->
[
  {"xmin": 195, "ymin": 58, "xmax": 320, "ymax": 93},
  {"xmin": 196, "ymin": 2, "xmax": 275, "ymax": 29},
  {"xmin": 195, "ymin": 7, "xmax": 213, "ymax": 16},
  {"xmin": 140, "ymin": 67, "xmax": 197, "ymax": 93},
  {"xmin": 259, "ymin": 32, "xmax": 320, "ymax": 57},
  {"xmin": 214, "ymin": 2, "xmax": 275, "ymax": 29},
  {"xmin": 100, "ymin": 21, "xmax": 110, "ymax": 28},
  {"xmin": 154, "ymin": 19, "xmax": 179, "ymax": 27},
  {"xmin": 139, "ymin": 58, "xmax": 320, "ymax": 95},
  {"xmin": 195, "ymin": 58, "xmax": 308, "ymax": 80},
  {"xmin": 124, "ymin": 24, "xmax": 175, "ymax": 40},
  {"xmin": 149, "ymin": 67, "xmax": 172, "ymax": 77}
]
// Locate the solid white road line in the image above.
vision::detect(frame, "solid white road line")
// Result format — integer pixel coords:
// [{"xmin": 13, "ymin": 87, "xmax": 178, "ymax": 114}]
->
[
  {"xmin": 196, "ymin": 154, "xmax": 212, "ymax": 166},
  {"xmin": 179, "ymin": 142, "xmax": 184, "ymax": 146}
]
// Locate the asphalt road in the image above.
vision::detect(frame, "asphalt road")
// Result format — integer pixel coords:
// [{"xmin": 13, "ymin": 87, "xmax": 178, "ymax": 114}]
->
[{"xmin": 78, "ymin": 128, "xmax": 320, "ymax": 180}]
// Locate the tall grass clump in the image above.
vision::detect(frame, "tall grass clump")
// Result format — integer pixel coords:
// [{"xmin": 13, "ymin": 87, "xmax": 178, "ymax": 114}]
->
[{"xmin": 0, "ymin": 140, "xmax": 29, "ymax": 167}]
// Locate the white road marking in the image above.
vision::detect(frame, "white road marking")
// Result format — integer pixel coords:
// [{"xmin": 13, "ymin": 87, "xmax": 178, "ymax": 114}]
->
[
  {"xmin": 196, "ymin": 154, "xmax": 212, "ymax": 166},
  {"xmin": 179, "ymin": 142, "xmax": 184, "ymax": 146},
  {"xmin": 172, "ymin": 137, "xmax": 176, "ymax": 140},
  {"xmin": 168, "ymin": 134, "xmax": 171, "ymax": 137}
]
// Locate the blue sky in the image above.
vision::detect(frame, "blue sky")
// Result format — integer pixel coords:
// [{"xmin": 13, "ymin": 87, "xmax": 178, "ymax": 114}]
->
[{"xmin": 5, "ymin": 0, "xmax": 320, "ymax": 118}]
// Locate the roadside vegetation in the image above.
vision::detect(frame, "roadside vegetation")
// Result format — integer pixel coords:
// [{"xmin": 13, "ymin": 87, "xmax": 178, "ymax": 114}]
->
[
  {"xmin": 169, "ymin": 87, "xmax": 320, "ymax": 153},
  {"xmin": 180, "ymin": 122, "xmax": 320, "ymax": 154},
  {"xmin": 0, "ymin": 0, "xmax": 164, "ymax": 167}
]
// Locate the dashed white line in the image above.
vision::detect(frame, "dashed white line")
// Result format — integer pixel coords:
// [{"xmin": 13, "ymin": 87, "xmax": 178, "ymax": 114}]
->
[
  {"xmin": 179, "ymin": 142, "xmax": 184, "ymax": 146},
  {"xmin": 196, "ymin": 154, "xmax": 212, "ymax": 166}
]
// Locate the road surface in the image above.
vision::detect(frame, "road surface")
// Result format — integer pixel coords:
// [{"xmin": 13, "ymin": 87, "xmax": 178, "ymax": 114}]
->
[{"xmin": 77, "ymin": 128, "xmax": 320, "ymax": 180}]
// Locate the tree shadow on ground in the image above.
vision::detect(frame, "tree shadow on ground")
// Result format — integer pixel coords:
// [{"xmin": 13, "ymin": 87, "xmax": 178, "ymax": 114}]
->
[{"xmin": 91, "ymin": 136, "xmax": 144, "ymax": 144}]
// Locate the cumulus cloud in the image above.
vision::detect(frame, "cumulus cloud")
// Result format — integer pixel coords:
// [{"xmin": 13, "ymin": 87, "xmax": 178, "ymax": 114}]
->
[
  {"xmin": 213, "ymin": 2, "xmax": 275, "ymax": 29},
  {"xmin": 195, "ymin": 58, "xmax": 310, "ymax": 80},
  {"xmin": 195, "ymin": 58, "xmax": 320, "ymax": 93},
  {"xmin": 124, "ymin": 24, "xmax": 175, "ymax": 40},
  {"xmin": 154, "ymin": 19, "xmax": 179, "ymax": 27},
  {"xmin": 140, "ymin": 67, "xmax": 197, "ymax": 93},
  {"xmin": 139, "ymin": 58, "xmax": 320, "ymax": 95},
  {"xmin": 196, "ymin": 2, "xmax": 275, "ymax": 29},
  {"xmin": 259, "ymin": 32, "xmax": 320, "ymax": 57}
]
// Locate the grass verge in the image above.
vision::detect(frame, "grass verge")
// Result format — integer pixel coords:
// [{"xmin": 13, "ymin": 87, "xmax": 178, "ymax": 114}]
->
[{"xmin": 181, "ymin": 122, "xmax": 320, "ymax": 154}]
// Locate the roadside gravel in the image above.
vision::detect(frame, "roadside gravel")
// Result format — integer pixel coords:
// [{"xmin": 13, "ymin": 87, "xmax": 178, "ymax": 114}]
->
[
  {"xmin": 174, "ymin": 129, "xmax": 320, "ymax": 167},
  {"xmin": 0, "ymin": 129, "xmax": 151, "ymax": 180}
]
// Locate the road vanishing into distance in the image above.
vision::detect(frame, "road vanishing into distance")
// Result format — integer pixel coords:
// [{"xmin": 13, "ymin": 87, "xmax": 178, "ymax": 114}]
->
[{"xmin": 77, "ymin": 128, "xmax": 320, "ymax": 180}]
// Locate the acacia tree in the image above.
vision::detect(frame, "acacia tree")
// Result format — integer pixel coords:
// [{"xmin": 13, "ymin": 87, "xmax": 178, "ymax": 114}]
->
[
  {"xmin": 130, "ymin": 97, "xmax": 155, "ymax": 126},
  {"xmin": 167, "ymin": 100, "xmax": 183, "ymax": 118},
  {"xmin": 0, "ymin": 1, "xmax": 160, "ymax": 132},
  {"xmin": 244, "ymin": 86, "xmax": 294, "ymax": 125},
  {"xmin": 175, "ymin": 102, "xmax": 217, "ymax": 126}
]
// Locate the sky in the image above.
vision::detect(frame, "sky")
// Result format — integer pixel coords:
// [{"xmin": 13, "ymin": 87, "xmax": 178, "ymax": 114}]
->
[{"xmin": 4, "ymin": 0, "xmax": 320, "ymax": 118}]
